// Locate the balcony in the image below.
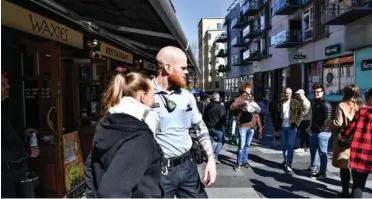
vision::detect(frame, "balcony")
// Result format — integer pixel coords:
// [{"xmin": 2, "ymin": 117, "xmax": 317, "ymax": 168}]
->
[
  {"xmin": 242, "ymin": 0, "xmax": 262, "ymax": 16},
  {"xmin": 216, "ymin": 49, "xmax": 228, "ymax": 57},
  {"xmin": 272, "ymin": 0, "xmax": 302, "ymax": 16},
  {"xmin": 243, "ymin": 50, "xmax": 262, "ymax": 61},
  {"xmin": 272, "ymin": 30, "xmax": 302, "ymax": 48},
  {"xmin": 215, "ymin": 33, "xmax": 227, "ymax": 43},
  {"xmin": 218, "ymin": 64, "xmax": 230, "ymax": 73},
  {"xmin": 231, "ymin": 17, "xmax": 247, "ymax": 29},
  {"xmin": 242, "ymin": 25, "xmax": 263, "ymax": 39},
  {"xmin": 231, "ymin": 37, "xmax": 246, "ymax": 48},
  {"xmin": 232, "ymin": 56, "xmax": 243, "ymax": 66},
  {"xmin": 322, "ymin": 1, "xmax": 372, "ymax": 25}
]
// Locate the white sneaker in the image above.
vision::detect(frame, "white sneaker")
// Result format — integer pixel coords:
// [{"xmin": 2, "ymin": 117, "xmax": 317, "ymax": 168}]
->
[
  {"xmin": 294, "ymin": 148, "xmax": 304, "ymax": 153},
  {"xmin": 304, "ymin": 148, "xmax": 310, "ymax": 152}
]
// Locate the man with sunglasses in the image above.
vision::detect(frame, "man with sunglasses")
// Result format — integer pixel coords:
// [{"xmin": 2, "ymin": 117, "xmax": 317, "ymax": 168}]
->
[
  {"xmin": 151, "ymin": 46, "xmax": 216, "ymax": 198},
  {"xmin": 304, "ymin": 83, "xmax": 333, "ymax": 179}
]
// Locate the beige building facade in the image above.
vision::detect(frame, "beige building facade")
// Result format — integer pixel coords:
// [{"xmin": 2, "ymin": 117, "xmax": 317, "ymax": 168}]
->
[{"xmin": 198, "ymin": 18, "xmax": 225, "ymax": 91}]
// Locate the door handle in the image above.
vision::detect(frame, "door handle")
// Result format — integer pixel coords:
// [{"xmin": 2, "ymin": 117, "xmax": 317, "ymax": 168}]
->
[{"xmin": 47, "ymin": 106, "xmax": 57, "ymax": 135}]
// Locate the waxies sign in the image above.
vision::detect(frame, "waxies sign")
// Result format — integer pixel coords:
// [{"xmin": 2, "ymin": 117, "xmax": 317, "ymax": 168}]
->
[
  {"xmin": 325, "ymin": 44, "xmax": 342, "ymax": 56},
  {"xmin": 2, "ymin": 1, "xmax": 83, "ymax": 49}
]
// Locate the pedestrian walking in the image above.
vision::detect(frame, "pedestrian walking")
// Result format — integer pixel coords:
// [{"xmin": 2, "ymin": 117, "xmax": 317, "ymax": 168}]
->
[
  {"xmin": 294, "ymin": 89, "xmax": 312, "ymax": 153},
  {"xmin": 203, "ymin": 92, "xmax": 227, "ymax": 164},
  {"xmin": 274, "ymin": 87, "xmax": 303, "ymax": 173},
  {"xmin": 342, "ymin": 88, "xmax": 372, "ymax": 198},
  {"xmin": 328, "ymin": 85, "xmax": 365, "ymax": 197},
  {"xmin": 84, "ymin": 70, "xmax": 163, "ymax": 198},
  {"xmin": 304, "ymin": 83, "xmax": 333, "ymax": 179},
  {"xmin": 230, "ymin": 82, "xmax": 263, "ymax": 171},
  {"xmin": 152, "ymin": 46, "xmax": 216, "ymax": 198}
]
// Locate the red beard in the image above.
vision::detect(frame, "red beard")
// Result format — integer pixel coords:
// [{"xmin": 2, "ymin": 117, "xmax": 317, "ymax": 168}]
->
[{"xmin": 168, "ymin": 73, "xmax": 186, "ymax": 88}]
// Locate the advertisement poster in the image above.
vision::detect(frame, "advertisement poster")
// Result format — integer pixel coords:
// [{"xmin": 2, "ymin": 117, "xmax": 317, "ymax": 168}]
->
[{"xmin": 63, "ymin": 131, "xmax": 85, "ymax": 194}]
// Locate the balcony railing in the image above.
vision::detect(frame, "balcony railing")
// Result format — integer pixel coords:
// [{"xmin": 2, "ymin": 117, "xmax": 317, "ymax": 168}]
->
[
  {"xmin": 322, "ymin": 1, "xmax": 372, "ymax": 25},
  {"xmin": 231, "ymin": 37, "xmax": 246, "ymax": 48},
  {"xmin": 272, "ymin": 30, "xmax": 302, "ymax": 48},
  {"xmin": 242, "ymin": 0, "xmax": 262, "ymax": 16},
  {"xmin": 216, "ymin": 49, "xmax": 228, "ymax": 57},
  {"xmin": 215, "ymin": 33, "xmax": 228, "ymax": 43},
  {"xmin": 243, "ymin": 25, "xmax": 263, "ymax": 39},
  {"xmin": 231, "ymin": 17, "xmax": 247, "ymax": 29},
  {"xmin": 272, "ymin": 0, "xmax": 302, "ymax": 16},
  {"xmin": 243, "ymin": 50, "xmax": 261, "ymax": 61},
  {"xmin": 232, "ymin": 56, "xmax": 243, "ymax": 66},
  {"xmin": 218, "ymin": 64, "xmax": 230, "ymax": 73}
]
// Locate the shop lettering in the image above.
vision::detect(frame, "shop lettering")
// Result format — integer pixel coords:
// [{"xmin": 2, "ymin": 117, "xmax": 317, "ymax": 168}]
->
[
  {"xmin": 29, "ymin": 15, "xmax": 68, "ymax": 41},
  {"xmin": 325, "ymin": 44, "xmax": 341, "ymax": 56},
  {"xmin": 361, "ymin": 59, "xmax": 372, "ymax": 71},
  {"xmin": 105, "ymin": 47, "xmax": 130, "ymax": 61}
]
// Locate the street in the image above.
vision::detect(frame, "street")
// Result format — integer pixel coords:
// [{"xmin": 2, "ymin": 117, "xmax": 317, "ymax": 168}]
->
[{"xmin": 199, "ymin": 124, "xmax": 372, "ymax": 198}]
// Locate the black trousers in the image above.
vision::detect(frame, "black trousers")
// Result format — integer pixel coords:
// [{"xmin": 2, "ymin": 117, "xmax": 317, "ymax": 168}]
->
[
  {"xmin": 299, "ymin": 120, "xmax": 311, "ymax": 148},
  {"xmin": 340, "ymin": 168, "xmax": 351, "ymax": 195},
  {"xmin": 351, "ymin": 169, "xmax": 370, "ymax": 198},
  {"xmin": 161, "ymin": 160, "xmax": 208, "ymax": 198}
]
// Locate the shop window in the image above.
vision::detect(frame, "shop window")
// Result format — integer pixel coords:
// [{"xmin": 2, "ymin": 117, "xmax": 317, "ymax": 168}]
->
[{"xmin": 302, "ymin": 7, "xmax": 314, "ymax": 41}]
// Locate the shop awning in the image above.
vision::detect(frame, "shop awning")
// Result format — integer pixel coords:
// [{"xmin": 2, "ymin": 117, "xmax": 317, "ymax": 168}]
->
[
  {"xmin": 28, "ymin": 0, "xmax": 200, "ymax": 74},
  {"xmin": 324, "ymin": 56, "xmax": 354, "ymax": 65}
]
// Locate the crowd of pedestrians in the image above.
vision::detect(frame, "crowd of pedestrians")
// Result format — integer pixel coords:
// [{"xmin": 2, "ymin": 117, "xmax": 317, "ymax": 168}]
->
[{"xmin": 78, "ymin": 45, "xmax": 372, "ymax": 198}]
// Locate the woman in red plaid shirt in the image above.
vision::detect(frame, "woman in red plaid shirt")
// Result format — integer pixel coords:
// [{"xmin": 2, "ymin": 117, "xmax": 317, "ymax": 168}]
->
[{"xmin": 343, "ymin": 88, "xmax": 372, "ymax": 198}]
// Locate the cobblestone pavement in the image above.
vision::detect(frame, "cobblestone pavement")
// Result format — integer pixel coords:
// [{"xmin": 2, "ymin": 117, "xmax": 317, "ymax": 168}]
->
[{"xmin": 198, "ymin": 122, "xmax": 372, "ymax": 198}]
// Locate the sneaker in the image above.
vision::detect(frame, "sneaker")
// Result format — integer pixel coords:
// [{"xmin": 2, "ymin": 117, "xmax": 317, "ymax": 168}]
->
[
  {"xmin": 294, "ymin": 148, "xmax": 305, "ymax": 153},
  {"xmin": 234, "ymin": 165, "xmax": 241, "ymax": 171},
  {"xmin": 303, "ymin": 167, "xmax": 317, "ymax": 175},
  {"xmin": 314, "ymin": 173, "xmax": 327, "ymax": 180},
  {"xmin": 304, "ymin": 148, "xmax": 310, "ymax": 152},
  {"xmin": 243, "ymin": 162, "xmax": 252, "ymax": 169},
  {"xmin": 285, "ymin": 165, "xmax": 293, "ymax": 173}
]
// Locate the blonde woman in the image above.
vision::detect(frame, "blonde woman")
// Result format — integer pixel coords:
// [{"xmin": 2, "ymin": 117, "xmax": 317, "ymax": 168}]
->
[
  {"xmin": 329, "ymin": 84, "xmax": 364, "ymax": 197},
  {"xmin": 84, "ymin": 69, "xmax": 163, "ymax": 198}
]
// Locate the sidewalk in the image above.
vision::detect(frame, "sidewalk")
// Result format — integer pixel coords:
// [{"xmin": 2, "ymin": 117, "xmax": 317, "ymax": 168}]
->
[{"xmin": 198, "ymin": 122, "xmax": 372, "ymax": 198}]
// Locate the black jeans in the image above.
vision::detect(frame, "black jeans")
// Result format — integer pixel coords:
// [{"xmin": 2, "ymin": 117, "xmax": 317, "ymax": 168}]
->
[
  {"xmin": 340, "ymin": 168, "xmax": 351, "ymax": 195},
  {"xmin": 299, "ymin": 120, "xmax": 311, "ymax": 148},
  {"xmin": 351, "ymin": 169, "xmax": 370, "ymax": 198},
  {"xmin": 161, "ymin": 160, "xmax": 208, "ymax": 198}
]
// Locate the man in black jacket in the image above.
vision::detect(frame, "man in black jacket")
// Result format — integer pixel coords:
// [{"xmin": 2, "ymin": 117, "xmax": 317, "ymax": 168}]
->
[
  {"xmin": 203, "ymin": 92, "xmax": 226, "ymax": 163},
  {"xmin": 304, "ymin": 83, "xmax": 333, "ymax": 179}
]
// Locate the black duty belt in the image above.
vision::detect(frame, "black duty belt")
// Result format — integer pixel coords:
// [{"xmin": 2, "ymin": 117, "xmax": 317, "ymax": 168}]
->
[{"xmin": 163, "ymin": 151, "xmax": 193, "ymax": 168}]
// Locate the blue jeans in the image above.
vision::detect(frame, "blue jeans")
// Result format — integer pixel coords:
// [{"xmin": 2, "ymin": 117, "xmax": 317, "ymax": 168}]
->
[
  {"xmin": 310, "ymin": 132, "xmax": 332, "ymax": 175},
  {"xmin": 280, "ymin": 127, "xmax": 297, "ymax": 165},
  {"xmin": 161, "ymin": 160, "xmax": 208, "ymax": 198},
  {"xmin": 237, "ymin": 128, "xmax": 255, "ymax": 165},
  {"xmin": 209, "ymin": 128, "xmax": 224, "ymax": 156}
]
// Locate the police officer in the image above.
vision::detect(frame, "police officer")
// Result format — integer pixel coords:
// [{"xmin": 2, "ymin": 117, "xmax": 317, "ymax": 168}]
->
[{"xmin": 152, "ymin": 46, "xmax": 216, "ymax": 198}]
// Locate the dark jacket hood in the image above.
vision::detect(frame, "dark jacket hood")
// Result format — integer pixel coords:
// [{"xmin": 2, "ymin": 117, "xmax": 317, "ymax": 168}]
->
[{"xmin": 94, "ymin": 113, "xmax": 151, "ymax": 154}]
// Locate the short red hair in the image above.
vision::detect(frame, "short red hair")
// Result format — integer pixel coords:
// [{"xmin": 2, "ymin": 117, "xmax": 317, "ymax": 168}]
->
[{"xmin": 239, "ymin": 82, "xmax": 253, "ymax": 95}]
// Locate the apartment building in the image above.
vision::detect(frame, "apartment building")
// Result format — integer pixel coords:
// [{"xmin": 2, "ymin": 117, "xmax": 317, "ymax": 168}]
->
[
  {"xmin": 198, "ymin": 18, "xmax": 224, "ymax": 91},
  {"xmin": 223, "ymin": 0, "xmax": 372, "ymax": 102}
]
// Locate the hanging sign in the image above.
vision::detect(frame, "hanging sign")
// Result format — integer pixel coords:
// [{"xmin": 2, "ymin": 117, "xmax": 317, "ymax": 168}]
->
[
  {"xmin": 100, "ymin": 42, "xmax": 133, "ymax": 64},
  {"xmin": 1, "ymin": 1, "xmax": 83, "ymax": 49}
]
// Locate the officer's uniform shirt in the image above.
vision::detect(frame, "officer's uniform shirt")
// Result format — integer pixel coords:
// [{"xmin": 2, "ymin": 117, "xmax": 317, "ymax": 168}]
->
[{"xmin": 152, "ymin": 78, "xmax": 202, "ymax": 159}]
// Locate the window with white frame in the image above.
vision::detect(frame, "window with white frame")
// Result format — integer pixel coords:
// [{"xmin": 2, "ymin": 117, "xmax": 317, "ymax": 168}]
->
[{"xmin": 302, "ymin": 7, "xmax": 314, "ymax": 41}]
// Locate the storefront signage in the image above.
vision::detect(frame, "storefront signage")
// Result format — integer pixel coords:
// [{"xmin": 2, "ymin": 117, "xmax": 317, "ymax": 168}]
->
[
  {"xmin": 100, "ymin": 42, "xmax": 133, "ymax": 64},
  {"xmin": 1, "ymin": 1, "xmax": 83, "ymax": 49},
  {"xmin": 293, "ymin": 55, "xmax": 306, "ymax": 59},
  {"xmin": 325, "ymin": 44, "xmax": 342, "ymax": 56},
  {"xmin": 361, "ymin": 59, "xmax": 372, "ymax": 71}
]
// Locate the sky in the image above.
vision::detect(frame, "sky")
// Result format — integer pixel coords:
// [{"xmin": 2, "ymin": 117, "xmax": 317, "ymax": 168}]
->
[{"xmin": 172, "ymin": 0, "xmax": 234, "ymax": 45}]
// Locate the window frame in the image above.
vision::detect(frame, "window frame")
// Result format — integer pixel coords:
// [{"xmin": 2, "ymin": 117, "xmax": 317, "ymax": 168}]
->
[{"xmin": 302, "ymin": 6, "xmax": 314, "ymax": 42}]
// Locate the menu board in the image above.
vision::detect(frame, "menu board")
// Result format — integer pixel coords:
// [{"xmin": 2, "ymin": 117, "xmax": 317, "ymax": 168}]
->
[{"xmin": 62, "ymin": 131, "xmax": 85, "ymax": 194}]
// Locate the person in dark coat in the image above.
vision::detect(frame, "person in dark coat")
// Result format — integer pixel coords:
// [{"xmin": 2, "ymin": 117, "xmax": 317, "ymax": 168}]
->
[{"xmin": 84, "ymin": 70, "xmax": 163, "ymax": 198}]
